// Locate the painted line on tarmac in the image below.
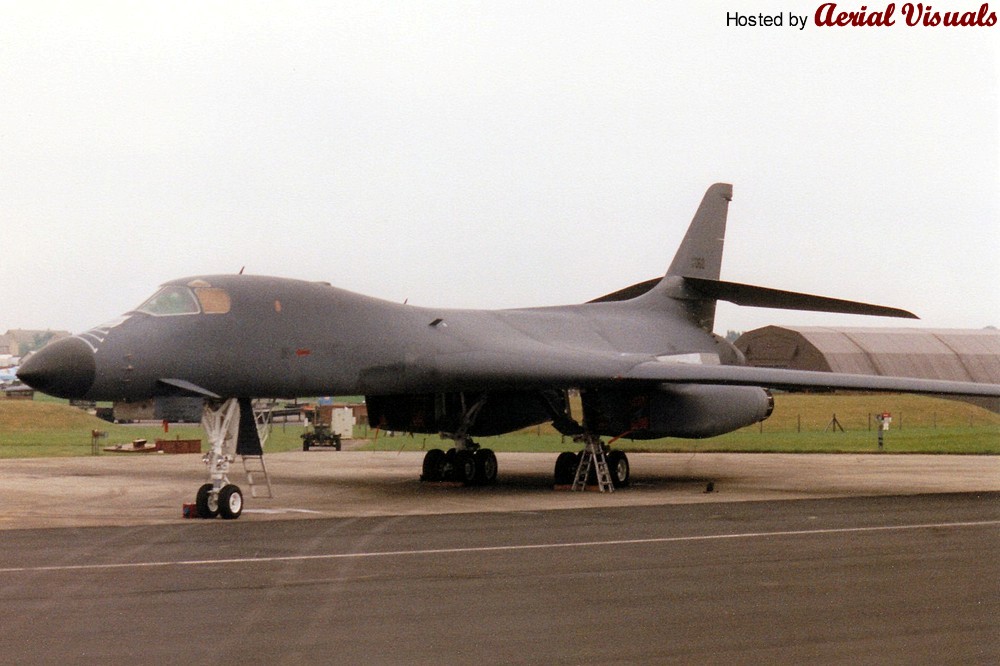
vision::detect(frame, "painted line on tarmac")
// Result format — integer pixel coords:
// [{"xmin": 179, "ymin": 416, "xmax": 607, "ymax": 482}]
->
[{"xmin": 2, "ymin": 519, "xmax": 998, "ymax": 574}]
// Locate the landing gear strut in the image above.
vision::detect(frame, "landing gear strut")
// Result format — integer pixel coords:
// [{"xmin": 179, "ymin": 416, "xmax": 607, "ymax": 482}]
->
[
  {"xmin": 420, "ymin": 394, "xmax": 498, "ymax": 486},
  {"xmin": 196, "ymin": 398, "xmax": 246, "ymax": 519}
]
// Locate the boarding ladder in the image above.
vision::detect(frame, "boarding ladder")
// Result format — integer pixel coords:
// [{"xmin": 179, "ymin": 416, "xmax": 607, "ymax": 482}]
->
[
  {"xmin": 241, "ymin": 400, "xmax": 275, "ymax": 499},
  {"xmin": 572, "ymin": 434, "xmax": 614, "ymax": 493}
]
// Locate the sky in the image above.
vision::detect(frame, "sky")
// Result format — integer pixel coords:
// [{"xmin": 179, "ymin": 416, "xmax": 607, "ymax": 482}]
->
[{"xmin": 2, "ymin": 1, "xmax": 997, "ymax": 336}]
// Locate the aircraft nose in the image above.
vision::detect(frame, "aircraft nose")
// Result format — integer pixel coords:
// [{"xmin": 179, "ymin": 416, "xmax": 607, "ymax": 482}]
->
[{"xmin": 16, "ymin": 337, "xmax": 96, "ymax": 399}]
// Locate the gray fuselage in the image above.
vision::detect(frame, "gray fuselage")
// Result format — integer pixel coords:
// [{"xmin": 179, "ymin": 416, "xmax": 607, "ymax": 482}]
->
[{"xmin": 73, "ymin": 274, "xmax": 726, "ymax": 402}]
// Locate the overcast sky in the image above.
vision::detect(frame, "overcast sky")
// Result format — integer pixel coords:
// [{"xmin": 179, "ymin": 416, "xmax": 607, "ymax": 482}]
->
[{"xmin": 2, "ymin": 1, "xmax": 997, "ymax": 336}]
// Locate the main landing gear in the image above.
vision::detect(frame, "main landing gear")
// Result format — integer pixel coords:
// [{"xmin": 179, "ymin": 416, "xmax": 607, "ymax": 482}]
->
[
  {"xmin": 414, "ymin": 390, "xmax": 630, "ymax": 492},
  {"xmin": 541, "ymin": 390, "xmax": 629, "ymax": 492},
  {"xmin": 420, "ymin": 394, "xmax": 498, "ymax": 486},
  {"xmin": 421, "ymin": 444, "xmax": 498, "ymax": 485},
  {"xmin": 553, "ymin": 434, "xmax": 630, "ymax": 492}
]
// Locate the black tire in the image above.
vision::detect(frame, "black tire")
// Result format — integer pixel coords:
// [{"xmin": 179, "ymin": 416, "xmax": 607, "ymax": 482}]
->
[
  {"xmin": 474, "ymin": 449, "xmax": 498, "ymax": 485},
  {"xmin": 607, "ymin": 450, "xmax": 630, "ymax": 488},
  {"xmin": 554, "ymin": 451, "xmax": 578, "ymax": 485},
  {"xmin": 453, "ymin": 450, "xmax": 477, "ymax": 484},
  {"xmin": 195, "ymin": 483, "xmax": 219, "ymax": 519},
  {"xmin": 444, "ymin": 448, "xmax": 457, "ymax": 479},
  {"xmin": 422, "ymin": 448, "xmax": 446, "ymax": 482},
  {"xmin": 218, "ymin": 484, "xmax": 244, "ymax": 519}
]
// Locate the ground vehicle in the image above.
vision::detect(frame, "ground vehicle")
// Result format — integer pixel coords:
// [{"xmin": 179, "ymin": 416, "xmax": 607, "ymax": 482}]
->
[{"xmin": 301, "ymin": 423, "xmax": 341, "ymax": 451}]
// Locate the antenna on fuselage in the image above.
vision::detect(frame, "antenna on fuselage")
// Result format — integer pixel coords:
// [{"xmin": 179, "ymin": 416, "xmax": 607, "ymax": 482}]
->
[{"xmin": 239, "ymin": 266, "xmax": 245, "ymax": 275}]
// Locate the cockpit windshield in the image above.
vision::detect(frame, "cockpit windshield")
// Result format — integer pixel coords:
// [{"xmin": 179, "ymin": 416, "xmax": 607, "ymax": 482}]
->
[
  {"xmin": 135, "ymin": 284, "xmax": 232, "ymax": 316},
  {"xmin": 135, "ymin": 286, "xmax": 201, "ymax": 316}
]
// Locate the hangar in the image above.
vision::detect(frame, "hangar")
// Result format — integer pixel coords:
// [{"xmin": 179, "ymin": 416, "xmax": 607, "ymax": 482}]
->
[
  {"xmin": 734, "ymin": 326, "xmax": 1000, "ymax": 381},
  {"xmin": 734, "ymin": 326, "xmax": 1000, "ymax": 411}
]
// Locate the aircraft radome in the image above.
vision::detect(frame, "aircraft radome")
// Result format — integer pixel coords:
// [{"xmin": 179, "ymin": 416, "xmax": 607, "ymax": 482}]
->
[{"xmin": 18, "ymin": 183, "xmax": 1000, "ymax": 519}]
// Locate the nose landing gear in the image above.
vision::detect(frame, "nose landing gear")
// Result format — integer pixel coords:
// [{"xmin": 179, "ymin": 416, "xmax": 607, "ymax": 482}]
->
[
  {"xmin": 196, "ymin": 482, "xmax": 244, "ymax": 519},
  {"xmin": 217, "ymin": 483, "xmax": 244, "ymax": 519},
  {"xmin": 192, "ymin": 397, "xmax": 257, "ymax": 519}
]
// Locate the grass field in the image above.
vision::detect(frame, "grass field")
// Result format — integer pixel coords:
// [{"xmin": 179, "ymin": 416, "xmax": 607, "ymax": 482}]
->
[{"xmin": 1, "ymin": 393, "xmax": 997, "ymax": 458}]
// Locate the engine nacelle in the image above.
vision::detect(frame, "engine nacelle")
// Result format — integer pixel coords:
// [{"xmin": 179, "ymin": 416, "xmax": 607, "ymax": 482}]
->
[
  {"xmin": 366, "ymin": 390, "xmax": 562, "ymax": 436},
  {"xmin": 582, "ymin": 384, "xmax": 774, "ymax": 440}
]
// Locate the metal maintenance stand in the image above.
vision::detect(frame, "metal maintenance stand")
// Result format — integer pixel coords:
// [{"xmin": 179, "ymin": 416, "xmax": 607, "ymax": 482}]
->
[{"xmin": 572, "ymin": 433, "xmax": 614, "ymax": 492}]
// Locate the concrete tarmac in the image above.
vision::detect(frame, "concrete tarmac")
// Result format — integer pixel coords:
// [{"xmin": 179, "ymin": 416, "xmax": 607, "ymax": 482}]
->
[
  {"xmin": 1, "ymin": 451, "xmax": 998, "ymax": 529},
  {"xmin": 1, "ymin": 452, "xmax": 998, "ymax": 664}
]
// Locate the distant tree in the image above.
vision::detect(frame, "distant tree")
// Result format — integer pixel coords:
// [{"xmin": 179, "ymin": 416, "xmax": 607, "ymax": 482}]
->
[
  {"xmin": 24, "ymin": 331, "xmax": 56, "ymax": 355},
  {"xmin": 725, "ymin": 330, "xmax": 742, "ymax": 343}
]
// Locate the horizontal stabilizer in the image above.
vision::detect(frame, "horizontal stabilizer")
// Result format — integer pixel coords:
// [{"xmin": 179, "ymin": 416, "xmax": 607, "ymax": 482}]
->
[
  {"xmin": 683, "ymin": 277, "xmax": 918, "ymax": 319},
  {"xmin": 588, "ymin": 275, "xmax": 917, "ymax": 319}
]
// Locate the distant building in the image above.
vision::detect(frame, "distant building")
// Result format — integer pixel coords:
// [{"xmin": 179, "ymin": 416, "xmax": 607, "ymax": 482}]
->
[
  {"xmin": 3, "ymin": 384, "xmax": 34, "ymax": 400},
  {"xmin": 735, "ymin": 326, "xmax": 1000, "ymax": 411},
  {"xmin": 1, "ymin": 329, "xmax": 72, "ymax": 357}
]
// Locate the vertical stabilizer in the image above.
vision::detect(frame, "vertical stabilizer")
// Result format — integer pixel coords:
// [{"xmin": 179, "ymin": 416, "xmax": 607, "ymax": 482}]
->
[
  {"xmin": 604, "ymin": 183, "xmax": 918, "ymax": 333},
  {"xmin": 666, "ymin": 182, "xmax": 732, "ymax": 279},
  {"xmin": 637, "ymin": 183, "xmax": 733, "ymax": 332}
]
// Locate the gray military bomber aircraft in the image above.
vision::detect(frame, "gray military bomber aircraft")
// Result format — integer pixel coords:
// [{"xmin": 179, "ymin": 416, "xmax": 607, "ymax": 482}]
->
[{"xmin": 18, "ymin": 183, "xmax": 1000, "ymax": 519}]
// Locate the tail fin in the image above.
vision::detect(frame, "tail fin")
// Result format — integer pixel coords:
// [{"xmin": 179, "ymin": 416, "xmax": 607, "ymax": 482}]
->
[
  {"xmin": 666, "ymin": 182, "xmax": 732, "ymax": 279},
  {"xmin": 590, "ymin": 183, "xmax": 733, "ymax": 330},
  {"xmin": 593, "ymin": 182, "xmax": 916, "ymax": 331},
  {"xmin": 638, "ymin": 183, "xmax": 733, "ymax": 331}
]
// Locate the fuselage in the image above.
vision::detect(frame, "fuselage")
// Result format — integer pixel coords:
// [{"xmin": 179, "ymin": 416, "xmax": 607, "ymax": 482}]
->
[{"xmin": 20, "ymin": 273, "xmax": 732, "ymax": 402}]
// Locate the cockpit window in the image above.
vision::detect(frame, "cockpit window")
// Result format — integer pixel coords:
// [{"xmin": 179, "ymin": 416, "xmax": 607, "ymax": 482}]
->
[
  {"xmin": 135, "ymin": 286, "xmax": 201, "ymax": 316},
  {"xmin": 194, "ymin": 287, "xmax": 231, "ymax": 314}
]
